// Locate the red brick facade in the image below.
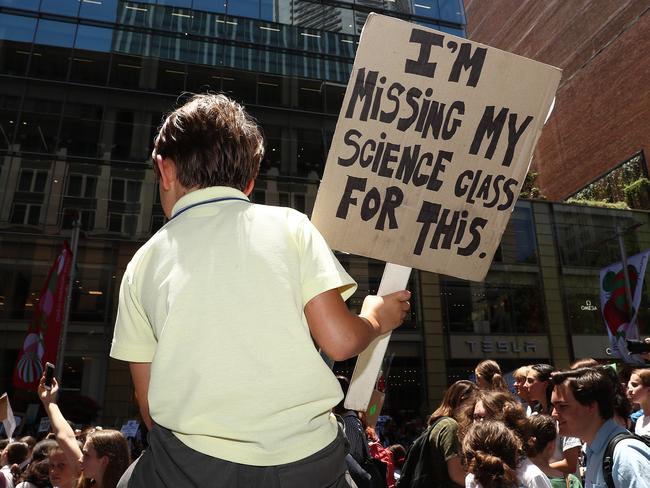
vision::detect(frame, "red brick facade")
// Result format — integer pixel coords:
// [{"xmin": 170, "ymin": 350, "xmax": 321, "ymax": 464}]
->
[{"xmin": 463, "ymin": 1, "xmax": 650, "ymax": 200}]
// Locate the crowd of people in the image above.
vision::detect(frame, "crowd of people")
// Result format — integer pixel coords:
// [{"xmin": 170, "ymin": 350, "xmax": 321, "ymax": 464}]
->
[
  {"xmin": 2, "ymin": 94, "xmax": 650, "ymax": 487},
  {"xmin": 3, "ymin": 357, "xmax": 648, "ymax": 488}
]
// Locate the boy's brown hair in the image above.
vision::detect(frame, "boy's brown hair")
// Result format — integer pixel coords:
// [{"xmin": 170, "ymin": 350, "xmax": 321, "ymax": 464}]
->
[{"xmin": 153, "ymin": 93, "xmax": 265, "ymax": 191}]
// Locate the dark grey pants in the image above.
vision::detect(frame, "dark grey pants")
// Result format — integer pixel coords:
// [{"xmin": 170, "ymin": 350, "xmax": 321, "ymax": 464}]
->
[{"xmin": 117, "ymin": 424, "xmax": 354, "ymax": 488}]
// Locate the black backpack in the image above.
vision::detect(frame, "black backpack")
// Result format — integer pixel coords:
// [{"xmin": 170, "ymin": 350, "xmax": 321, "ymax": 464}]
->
[
  {"xmin": 602, "ymin": 432, "xmax": 650, "ymax": 488},
  {"xmin": 396, "ymin": 417, "xmax": 445, "ymax": 488}
]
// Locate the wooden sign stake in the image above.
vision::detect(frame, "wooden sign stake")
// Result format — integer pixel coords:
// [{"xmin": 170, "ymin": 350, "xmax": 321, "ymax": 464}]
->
[{"xmin": 344, "ymin": 262, "xmax": 412, "ymax": 412}]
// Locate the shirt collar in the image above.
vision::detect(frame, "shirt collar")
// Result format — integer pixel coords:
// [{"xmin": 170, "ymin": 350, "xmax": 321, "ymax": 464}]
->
[
  {"xmin": 171, "ymin": 186, "xmax": 250, "ymax": 219},
  {"xmin": 587, "ymin": 418, "xmax": 621, "ymax": 456}
]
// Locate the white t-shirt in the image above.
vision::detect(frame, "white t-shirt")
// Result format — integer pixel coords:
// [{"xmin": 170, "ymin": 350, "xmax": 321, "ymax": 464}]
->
[
  {"xmin": 635, "ymin": 414, "xmax": 650, "ymax": 436},
  {"xmin": 550, "ymin": 434, "xmax": 582, "ymax": 476},
  {"xmin": 465, "ymin": 458, "xmax": 552, "ymax": 488},
  {"xmin": 1, "ymin": 465, "xmax": 14, "ymax": 488}
]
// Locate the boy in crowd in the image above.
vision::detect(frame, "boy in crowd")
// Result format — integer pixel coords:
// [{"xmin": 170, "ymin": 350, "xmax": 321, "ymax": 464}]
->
[
  {"xmin": 110, "ymin": 93, "xmax": 411, "ymax": 487},
  {"xmin": 551, "ymin": 367, "xmax": 650, "ymax": 488}
]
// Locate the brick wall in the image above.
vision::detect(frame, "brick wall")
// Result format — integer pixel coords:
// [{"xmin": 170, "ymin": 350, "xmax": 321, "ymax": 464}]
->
[{"xmin": 463, "ymin": 0, "xmax": 650, "ymax": 200}]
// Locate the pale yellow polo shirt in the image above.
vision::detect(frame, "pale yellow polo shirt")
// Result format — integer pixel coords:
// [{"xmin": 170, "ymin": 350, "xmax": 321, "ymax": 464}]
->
[{"xmin": 110, "ymin": 186, "xmax": 357, "ymax": 466}]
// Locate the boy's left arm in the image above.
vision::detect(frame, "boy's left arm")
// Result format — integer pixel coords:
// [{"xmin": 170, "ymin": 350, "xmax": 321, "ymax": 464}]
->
[{"xmin": 130, "ymin": 362, "xmax": 153, "ymax": 430}]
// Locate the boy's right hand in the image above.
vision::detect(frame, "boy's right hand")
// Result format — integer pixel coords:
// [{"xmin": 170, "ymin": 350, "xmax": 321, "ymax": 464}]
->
[
  {"xmin": 360, "ymin": 290, "xmax": 411, "ymax": 335},
  {"xmin": 38, "ymin": 373, "xmax": 59, "ymax": 405}
]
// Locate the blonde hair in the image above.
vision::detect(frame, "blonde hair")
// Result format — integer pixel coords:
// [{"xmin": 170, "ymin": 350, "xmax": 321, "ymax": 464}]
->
[{"xmin": 513, "ymin": 366, "xmax": 529, "ymax": 381}]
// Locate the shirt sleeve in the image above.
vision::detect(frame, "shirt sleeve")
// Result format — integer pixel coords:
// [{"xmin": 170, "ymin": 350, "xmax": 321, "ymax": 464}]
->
[
  {"xmin": 431, "ymin": 418, "xmax": 461, "ymax": 461},
  {"xmin": 297, "ymin": 214, "xmax": 357, "ymax": 305},
  {"xmin": 612, "ymin": 438, "xmax": 650, "ymax": 488},
  {"xmin": 561, "ymin": 436, "xmax": 582, "ymax": 452},
  {"xmin": 109, "ymin": 262, "xmax": 157, "ymax": 362}
]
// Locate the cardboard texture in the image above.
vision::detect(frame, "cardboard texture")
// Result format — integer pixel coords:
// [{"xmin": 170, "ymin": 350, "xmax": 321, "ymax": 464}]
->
[
  {"xmin": 312, "ymin": 14, "xmax": 561, "ymax": 281},
  {"xmin": 0, "ymin": 393, "xmax": 16, "ymax": 439},
  {"xmin": 364, "ymin": 389, "xmax": 385, "ymax": 428}
]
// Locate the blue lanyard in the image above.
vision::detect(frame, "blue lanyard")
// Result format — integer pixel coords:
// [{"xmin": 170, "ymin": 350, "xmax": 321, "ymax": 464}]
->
[{"xmin": 170, "ymin": 196, "xmax": 249, "ymax": 220}]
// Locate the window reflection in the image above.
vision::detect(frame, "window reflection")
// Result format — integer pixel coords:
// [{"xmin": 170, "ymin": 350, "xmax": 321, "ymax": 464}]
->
[
  {"xmin": 0, "ymin": 42, "xmax": 31, "ymax": 77},
  {"xmin": 493, "ymin": 203, "xmax": 537, "ymax": 264},
  {"xmin": 0, "ymin": 0, "xmax": 39, "ymax": 9},
  {"xmin": 109, "ymin": 54, "xmax": 145, "ymax": 89},
  {"xmin": 29, "ymin": 45, "xmax": 70, "ymax": 81},
  {"xmin": 69, "ymin": 49, "xmax": 110, "ymax": 85},
  {"xmin": 0, "ymin": 14, "xmax": 37, "ymax": 43},
  {"xmin": 554, "ymin": 204, "xmax": 641, "ymax": 268},
  {"xmin": 70, "ymin": 266, "xmax": 109, "ymax": 322},
  {"xmin": 40, "ymin": 0, "xmax": 79, "ymax": 17},
  {"xmin": 412, "ymin": 0, "xmax": 440, "ymax": 19},
  {"xmin": 192, "ymin": 0, "xmax": 226, "ymax": 14},
  {"xmin": 442, "ymin": 274, "xmax": 545, "ymax": 334},
  {"xmin": 35, "ymin": 20, "xmax": 77, "ymax": 49},
  {"xmin": 60, "ymin": 103, "xmax": 103, "ymax": 157},
  {"xmin": 15, "ymin": 98, "xmax": 61, "ymax": 153},
  {"xmin": 75, "ymin": 25, "xmax": 113, "ymax": 53},
  {"xmin": 227, "ymin": 0, "xmax": 260, "ymax": 19},
  {"xmin": 0, "ymin": 96, "xmax": 20, "ymax": 149},
  {"xmin": 439, "ymin": 0, "xmax": 465, "ymax": 24},
  {"xmin": 79, "ymin": 0, "xmax": 118, "ymax": 21}
]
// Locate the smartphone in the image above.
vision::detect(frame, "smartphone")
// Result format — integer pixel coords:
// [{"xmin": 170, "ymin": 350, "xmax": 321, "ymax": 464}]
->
[{"xmin": 44, "ymin": 362, "xmax": 55, "ymax": 390}]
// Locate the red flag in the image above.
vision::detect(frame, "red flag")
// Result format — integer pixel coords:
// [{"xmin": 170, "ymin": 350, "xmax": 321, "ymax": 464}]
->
[{"xmin": 13, "ymin": 242, "xmax": 73, "ymax": 390}]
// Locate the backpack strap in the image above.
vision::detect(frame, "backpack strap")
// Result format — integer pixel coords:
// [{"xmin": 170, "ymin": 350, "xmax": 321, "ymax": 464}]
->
[{"xmin": 602, "ymin": 433, "xmax": 635, "ymax": 488}]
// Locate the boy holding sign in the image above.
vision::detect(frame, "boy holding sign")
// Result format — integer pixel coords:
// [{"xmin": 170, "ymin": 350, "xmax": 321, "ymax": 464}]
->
[{"xmin": 110, "ymin": 93, "xmax": 410, "ymax": 487}]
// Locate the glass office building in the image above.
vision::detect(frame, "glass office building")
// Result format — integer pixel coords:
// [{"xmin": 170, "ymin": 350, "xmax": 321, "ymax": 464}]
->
[{"xmin": 2, "ymin": 1, "xmax": 649, "ymax": 427}]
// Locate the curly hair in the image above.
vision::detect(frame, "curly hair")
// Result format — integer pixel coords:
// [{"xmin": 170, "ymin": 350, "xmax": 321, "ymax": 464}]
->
[
  {"xmin": 463, "ymin": 421, "xmax": 521, "ymax": 488},
  {"xmin": 153, "ymin": 93, "xmax": 265, "ymax": 191}
]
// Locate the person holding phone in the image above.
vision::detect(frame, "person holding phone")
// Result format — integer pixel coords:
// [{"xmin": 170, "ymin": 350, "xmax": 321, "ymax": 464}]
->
[{"xmin": 37, "ymin": 372, "xmax": 130, "ymax": 488}]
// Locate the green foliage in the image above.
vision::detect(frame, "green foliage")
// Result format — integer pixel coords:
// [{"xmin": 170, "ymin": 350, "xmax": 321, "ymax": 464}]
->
[
  {"xmin": 565, "ymin": 198, "xmax": 630, "ymax": 209},
  {"xmin": 520, "ymin": 171, "xmax": 546, "ymax": 199},
  {"xmin": 623, "ymin": 177, "xmax": 650, "ymax": 209},
  {"xmin": 572, "ymin": 154, "xmax": 644, "ymax": 202}
]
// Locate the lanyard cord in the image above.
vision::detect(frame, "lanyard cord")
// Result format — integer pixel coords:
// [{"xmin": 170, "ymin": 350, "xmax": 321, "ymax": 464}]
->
[{"xmin": 170, "ymin": 196, "xmax": 249, "ymax": 220}]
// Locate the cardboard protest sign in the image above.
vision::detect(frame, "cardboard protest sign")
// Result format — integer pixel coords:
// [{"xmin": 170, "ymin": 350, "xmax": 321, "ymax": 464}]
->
[
  {"xmin": 312, "ymin": 14, "xmax": 561, "ymax": 281},
  {"xmin": 0, "ymin": 393, "xmax": 16, "ymax": 439}
]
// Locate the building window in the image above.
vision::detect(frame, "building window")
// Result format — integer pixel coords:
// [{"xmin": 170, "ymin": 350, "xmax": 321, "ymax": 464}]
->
[
  {"xmin": 62, "ymin": 208, "xmax": 95, "ymax": 231},
  {"xmin": 554, "ymin": 204, "xmax": 641, "ymax": 268},
  {"xmin": 66, "ymin": 174, "xmax": 97, "ymax": 198},
  {"xmin": 10, "ymin": 203, "xmax": 41, "ymax": 226},
  {"xmin": 108, "ymin": 213, "xmax": 138, "ymax": 234},
  {"xmin": 17, "ymin": 169, "xmax": 48, "ymax": 193},
  {"xmin": 442, "ymin": 275, "xmax": 546, "ymax": 334},
  {"xmin": 110, "ymin": 178, "xmax": 141, "ymax": 202},
  {"xmin": 493, "ymin": 202, "xmax": 538, "ymax": 264}
]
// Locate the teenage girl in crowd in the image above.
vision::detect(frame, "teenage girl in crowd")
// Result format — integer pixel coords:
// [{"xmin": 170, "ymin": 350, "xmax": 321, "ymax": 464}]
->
[
  {"xmin": 513, "ymin": 366, "xmax": 531, "ymax": 410},
  {"xmin": 524, "ymin": 364, "xmax": 581, "ymax": 476},
  {"xmin": 526, "ymin": 415, "xmax": 582, "ymax": 488},
  {"xmin": 37, "ymin": 373, "xmax": 131, "ymax": 488},
  {"xmin": 627, "ymin": 368, "xmax": 650, "ymax": 435},
  {"xmin": 424, "ymin": 380, "xmax": 478, "ymax": 488},
  {"xmin": 458, "ymin": 390, "xmax": 551, "ymax": 488},
  {"xmin": 463, "ymin": 421, "xmax": 520, "ymax": 488},
  {"xmin": 474, "ymin": 360, "xmax": 508, "ymax": 392}
]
